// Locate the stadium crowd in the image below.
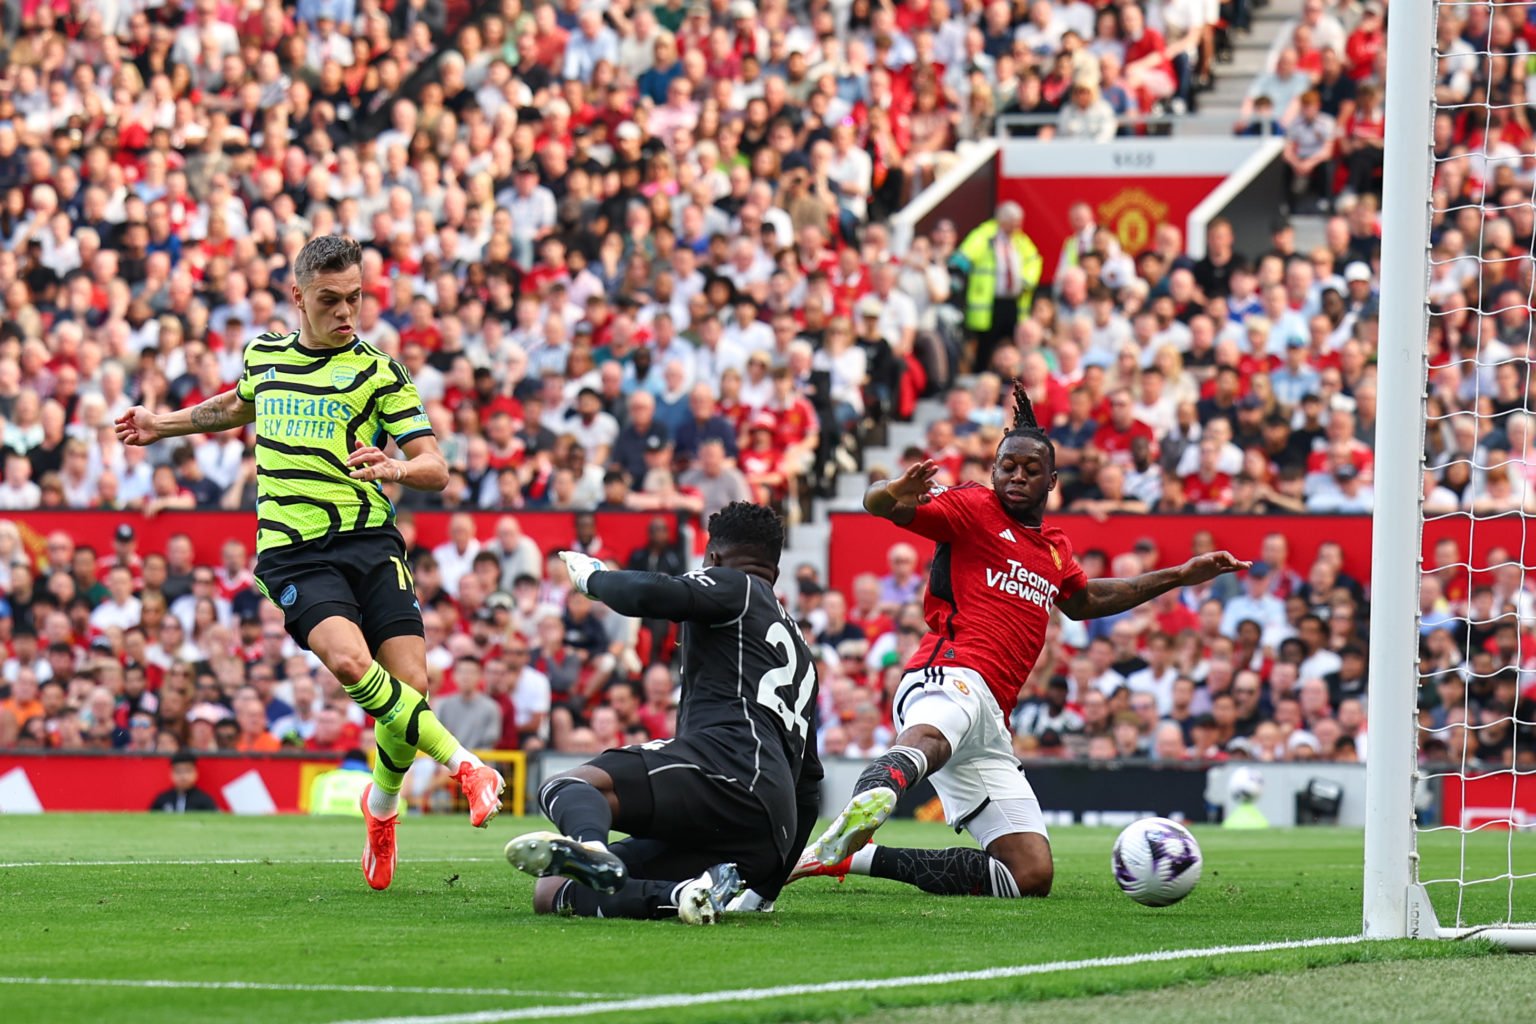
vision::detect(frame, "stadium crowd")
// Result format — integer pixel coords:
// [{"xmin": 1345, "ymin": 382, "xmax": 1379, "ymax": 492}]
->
[{"xmin": 0, "ymin": 0, "xmax": 1534, "ymax": 788}]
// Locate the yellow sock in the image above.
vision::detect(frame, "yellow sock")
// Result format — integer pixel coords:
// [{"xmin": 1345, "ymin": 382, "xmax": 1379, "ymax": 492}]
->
[{"xmin": 344, "ymin": 662, "xmax": 460, "ymax": 766}]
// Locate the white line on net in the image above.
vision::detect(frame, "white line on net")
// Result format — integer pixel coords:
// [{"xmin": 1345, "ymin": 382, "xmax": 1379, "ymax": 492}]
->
[
  {"xmin": 1421, "ymin": 870, "xmax": 1536, "ymax": 888},
  {"xmin": 1419, "ymin": 821, "xmax": 1536, "ymax": 835},
  {"xmin": 1417, "ymin": 767, "xmax": 1536, "ymax": 781}
]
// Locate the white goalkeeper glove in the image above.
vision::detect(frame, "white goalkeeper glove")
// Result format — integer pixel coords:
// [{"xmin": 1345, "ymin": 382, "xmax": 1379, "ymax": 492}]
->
[{"xmin": 558, "ymin": 550, "xmax": 605, "ymax": 596}]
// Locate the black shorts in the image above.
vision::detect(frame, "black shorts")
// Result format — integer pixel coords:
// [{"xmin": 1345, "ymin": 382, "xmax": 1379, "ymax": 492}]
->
[
  {"xmin": 590, "ymin": 740, "xmax": 788, "ymax": 888},
  {"xmin": 254, "ymin": 527, "xmax": 423, "ymax": 652}
]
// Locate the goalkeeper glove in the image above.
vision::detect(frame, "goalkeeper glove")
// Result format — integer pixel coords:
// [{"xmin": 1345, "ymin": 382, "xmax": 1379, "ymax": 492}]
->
[{"xmin": 558, "ymin": 550, "xmax": 605, "ymax": 596}]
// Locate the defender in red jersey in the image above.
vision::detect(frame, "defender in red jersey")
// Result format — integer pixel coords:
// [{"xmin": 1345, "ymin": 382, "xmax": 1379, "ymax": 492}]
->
[{"xmin": 801, "ymin": 382, "xmax": 1247, "ymax": 900}]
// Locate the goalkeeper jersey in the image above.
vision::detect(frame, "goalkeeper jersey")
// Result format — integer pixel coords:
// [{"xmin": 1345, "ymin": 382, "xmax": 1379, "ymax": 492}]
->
[{"xmin": 235, "ymin": 330, "xmax": 433, "ymax": 555}]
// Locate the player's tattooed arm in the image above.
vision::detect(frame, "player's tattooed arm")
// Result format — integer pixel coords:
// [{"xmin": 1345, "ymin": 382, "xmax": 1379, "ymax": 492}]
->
[
  {"xmin": 1057, "ymin": 551, "xmax": 1250, "ymax": 620},
  {"xmin": 116, "ymin": 389, "xmax": 254, "ymax": 445},
  {"xmin": 864, "ymin": 459, "xmax": 939, "ymax": 525},
  {"xmin": 190, "ymin": 391, "xmax": 255, "ymax": 432}
]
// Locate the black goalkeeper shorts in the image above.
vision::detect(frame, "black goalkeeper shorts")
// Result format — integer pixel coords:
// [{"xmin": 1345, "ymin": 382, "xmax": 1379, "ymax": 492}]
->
[
  {"xmin": 254, "ymin": 527, "xmax": 424, "ymax": 652},
  {"xmin": 590, "ymin": 740, "xmax": 788, "ymax": 888}
]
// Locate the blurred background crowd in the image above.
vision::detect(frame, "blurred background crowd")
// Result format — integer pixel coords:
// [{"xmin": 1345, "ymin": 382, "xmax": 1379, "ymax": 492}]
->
[{"xmin": 1, "ymin": 0, "xmax": 1534, "ymax": 786}]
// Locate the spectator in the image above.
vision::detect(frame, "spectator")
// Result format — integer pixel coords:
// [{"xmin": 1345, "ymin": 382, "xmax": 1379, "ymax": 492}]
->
[
  {"xmin": 611, "ymin": 392, "xmax": 670, "ymax": 486},
  {"xmin": 1092, "ymin": 389, "xmax": 1158, "ymax": 468},
  {"xmin": 149, "ymin": 752, "xmax": 219, "ymax": 813},
  {"xmin": 89, "ymin": 566, "xmax": 142, "ymax": 633},
  {"xmin": 1282, "ymin": 91, "xmax": 1338, "ymax": 214},
  {"xmin": 233, "ymin": 697, "xmax": 282, "ymax": 753},
  {"xmin": 678, "ymin": 438, "xmax": 750, "ymax": 523},
  {"xmin": 1183, "ymin": 438, "xmax": 1235, "ymax": 512},
  {"xmin": 674, "ymin": 385, "xmax": 739, "ymax": 463},
  {"xmin": 1056, "ymin": 80, "xmax": 1117, "ymax": 142},
  {"xmin": 485, "ymin": 516, "xmax": 544, "ymax": 593},
  {"xmin": 0, "ymin": 451, "xmax": 40, "ymax": 509},
  {"xmin": 1338, "ymin": 84, "xmax": 1386, "ymax": 199},
  {"xmin": 432, "ymin": 514, "xmax": 482, "ymax": 598},
  {"xmin": 1308, "ymin": 461, "xmax": 1374, "ymax": 512},
  {"xmin": 880, "ymin": 544, "xmax": 923, "ymax": 606},
  {"xmin": 304, "ymin": 706, "xmax": 361, "ymax": 754},
  {"xmin": 435, "ymin": 658, "xmax": 503, "ymax": 752},
  {"xmin": 956, "ymin": 202, "xmax": 1043, "ymax": 372}
]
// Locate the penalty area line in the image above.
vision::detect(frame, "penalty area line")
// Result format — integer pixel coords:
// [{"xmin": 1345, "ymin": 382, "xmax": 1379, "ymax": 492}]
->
[
  {"xmin": 322, "ymin": 935, "xmax": 1378, "ymax": 1024},
  {"xmin": 0, "ymin": 857, "xmax": 504, "ymax": 869},
  {"xmin": 0, "ymin": 978, "xmax": 617, "ymax": 1000}
]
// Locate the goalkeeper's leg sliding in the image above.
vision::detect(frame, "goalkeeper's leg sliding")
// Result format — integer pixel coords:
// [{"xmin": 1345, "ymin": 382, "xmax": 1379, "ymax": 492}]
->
[{"xmin": 509, "ymin": 773, "xmax": 738, "ymax": 925}]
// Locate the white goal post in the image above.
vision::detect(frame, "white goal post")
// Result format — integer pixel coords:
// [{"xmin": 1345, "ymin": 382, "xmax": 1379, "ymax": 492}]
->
[{"xmin": 1363, "ymin": 0, "xmax": 1536, "ymax": 950}]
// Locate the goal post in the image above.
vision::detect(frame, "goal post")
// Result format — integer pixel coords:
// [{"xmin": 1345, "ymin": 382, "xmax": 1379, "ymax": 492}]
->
[
  {"xmin": 1361, "ymin": 0, "xmax": 1436, "ymax": 943},
  {"xmin": 1363, "ymin": 0, "xmax": 1536, "ymax": 949}
]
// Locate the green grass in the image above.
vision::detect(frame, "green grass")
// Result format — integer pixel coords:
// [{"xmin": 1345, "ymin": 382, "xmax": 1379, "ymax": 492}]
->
[
  {"xmin": 0, "ymin": 815, "xmax": 1526, "ymax": 1024},
  {"xmin": 819, "ymin": 957, "xmax": 1528, "ymax": 1024}
]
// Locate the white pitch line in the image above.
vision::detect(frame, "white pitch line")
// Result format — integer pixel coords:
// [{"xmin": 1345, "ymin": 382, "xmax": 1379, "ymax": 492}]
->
[
  {"xmin": 323, "ymin": 935, "xmax": 1377, "ymax": 1024},
  {"xmin": 0, "ymin": 978, "xmax": 615, "ymax": 1000},
  {"xmin": 0, "ymin": 857, "xmax": 503, "ymax": 868}
]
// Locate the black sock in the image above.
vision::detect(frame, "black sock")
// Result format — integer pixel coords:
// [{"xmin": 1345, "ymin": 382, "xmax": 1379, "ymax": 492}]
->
[
  {"xmin": 552, "ymin": 877, "xmax": 689, "ymax": 919},
  {"xmin": 539, "ymin": 778, "xmax": 611, "ymax": 845},
  {"xmin": 870, "ymin": 846, "xmax": 1022, "ymax": 897},
  {"xmin": 853, "ymin": 745, "xmax": 928, "ymax": 799}
]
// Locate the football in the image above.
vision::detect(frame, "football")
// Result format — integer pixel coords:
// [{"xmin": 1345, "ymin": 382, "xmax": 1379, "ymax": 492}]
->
[{"xmin": 1111, "ymin": 817, "xmax": 1204, "ymax": 907}]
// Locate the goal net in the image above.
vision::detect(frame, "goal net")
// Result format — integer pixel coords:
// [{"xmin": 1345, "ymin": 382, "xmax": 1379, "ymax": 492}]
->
[{"xmin": 1364, "ymin": 0, "xmax": 1536, "ymax": 948}]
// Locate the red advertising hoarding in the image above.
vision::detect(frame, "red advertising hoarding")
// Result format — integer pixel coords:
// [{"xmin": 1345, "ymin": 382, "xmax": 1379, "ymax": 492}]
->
[
  {"xmin": 0, "ymin": 752, "xmax": 341, "ymax": 814},
  {"xmin": 0, "ymin": 509, "xmax": 684, "ymax": 568},
  {"xmin": 1438, "ymin": 770, "xmax": 1536, "ymax": 830},
  {"xmin": 0, "ymin": 751, "xmax": 529, "ymax": 816}
]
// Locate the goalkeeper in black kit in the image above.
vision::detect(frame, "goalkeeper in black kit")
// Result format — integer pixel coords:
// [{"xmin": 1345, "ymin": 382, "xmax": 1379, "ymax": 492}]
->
[{"xmin": 505, "ymin": 502, "xmax": 822, "ymax": 924}]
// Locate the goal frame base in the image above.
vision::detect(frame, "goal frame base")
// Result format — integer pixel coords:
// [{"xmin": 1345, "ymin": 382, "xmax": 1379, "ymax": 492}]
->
[
  {"xmin": 1434, "ymin": 927, "xmax": 1536, "ymax": 951},
  {"xmin": 1399, "ymin": 884, "xmax": 1536, "ymax": 950}
]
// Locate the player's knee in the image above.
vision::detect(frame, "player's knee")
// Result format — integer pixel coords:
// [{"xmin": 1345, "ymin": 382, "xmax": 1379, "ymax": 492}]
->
[
  {"xmin": 892, "ymin": 723, "xmax": 953, "ymax": 771},
  {"xmin": 991, "ymin": 844, "xmax": 1053, "ymax": 897},
  {"xmin": 532, "ymin": 877, "xmax": 566, "ymax": 915},
  {"xmin": 328, "ymin": 649, "xmax": 374, "ymax": 688},
  {"xmin": 1010, "ymin": 861, "xmax": 1052, "ymax": 898}
]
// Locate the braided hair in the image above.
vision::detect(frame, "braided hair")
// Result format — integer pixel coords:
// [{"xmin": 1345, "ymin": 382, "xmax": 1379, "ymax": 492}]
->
[{"xmin": 1002, "ymin": 378, "xmax": 1056, "ymax": 463}]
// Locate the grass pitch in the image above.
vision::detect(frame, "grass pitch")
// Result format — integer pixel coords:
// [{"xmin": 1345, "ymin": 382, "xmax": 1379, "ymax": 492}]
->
[{"xmin": 0, "ymin": 814, "xmax": 1524, "ymax": 1024}]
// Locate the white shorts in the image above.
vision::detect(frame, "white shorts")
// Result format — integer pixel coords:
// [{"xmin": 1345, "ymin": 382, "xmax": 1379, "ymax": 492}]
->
[{"xmin": 893, "ymin": 665, "xmax": 1049, "ymax": 848}]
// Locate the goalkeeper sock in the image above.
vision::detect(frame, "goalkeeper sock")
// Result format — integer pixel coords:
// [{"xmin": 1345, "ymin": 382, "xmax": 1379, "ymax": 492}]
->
[
  {"xmin": 538, "ymin": 777, "xmax": 612, "ymax": 845},
  {"xmin": 852, "ymin": 745, "xmax": 929, "ymax": 798},
  {"xmin": 368, "ymin": 720, "xmax": 416, "ymax": 817},
  {"xmin": 866, "ymin": 845, "xmax": 1022, "ymax": 898},
  {"xmin": 345, "ymin": 662, "xmax": 462, "ymax": 766},
  {"xmin": 551, "ymin": 877, "xmax": 690, "ymax": 919}
]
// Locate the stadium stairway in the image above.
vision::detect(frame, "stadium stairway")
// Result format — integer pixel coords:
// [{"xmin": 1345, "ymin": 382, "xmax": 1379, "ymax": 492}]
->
[
  {"xmin": 1188, "ymin": 0, "xmax": 1304, "ymax": 130},
  {"xmin": 1189, "ymin": 0, "xmax": 1328, "ymax": 253},
  {"xmin": 779, "ymin": 399, "xmax": 943, "ymax": 588}
]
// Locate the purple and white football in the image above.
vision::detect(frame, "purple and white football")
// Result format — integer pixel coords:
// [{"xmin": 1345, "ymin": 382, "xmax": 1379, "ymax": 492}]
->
[{"xmin": 1111, "ymin": 817, "xmax": 1203, "ymax": 907}]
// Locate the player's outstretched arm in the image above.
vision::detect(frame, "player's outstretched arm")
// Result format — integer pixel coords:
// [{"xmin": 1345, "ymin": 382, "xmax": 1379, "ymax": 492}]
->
[
  {"xmin": 115, "ymin": 390, "xmax": 254, "ymax": 446},
  {"xmin": 559, "ymin": 554, "xmax": 741, "ymax": 624},
  {"xmin": 347, "ymin": 436, "xmax": 448, "ymax": 491},
  {"xmin": 863, "ymin": 459, "xmax": 939, "ymax": 526},
  {"xmin": 1056, "ymin": 551, "xmax": 1251, "ymax": 621}
]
